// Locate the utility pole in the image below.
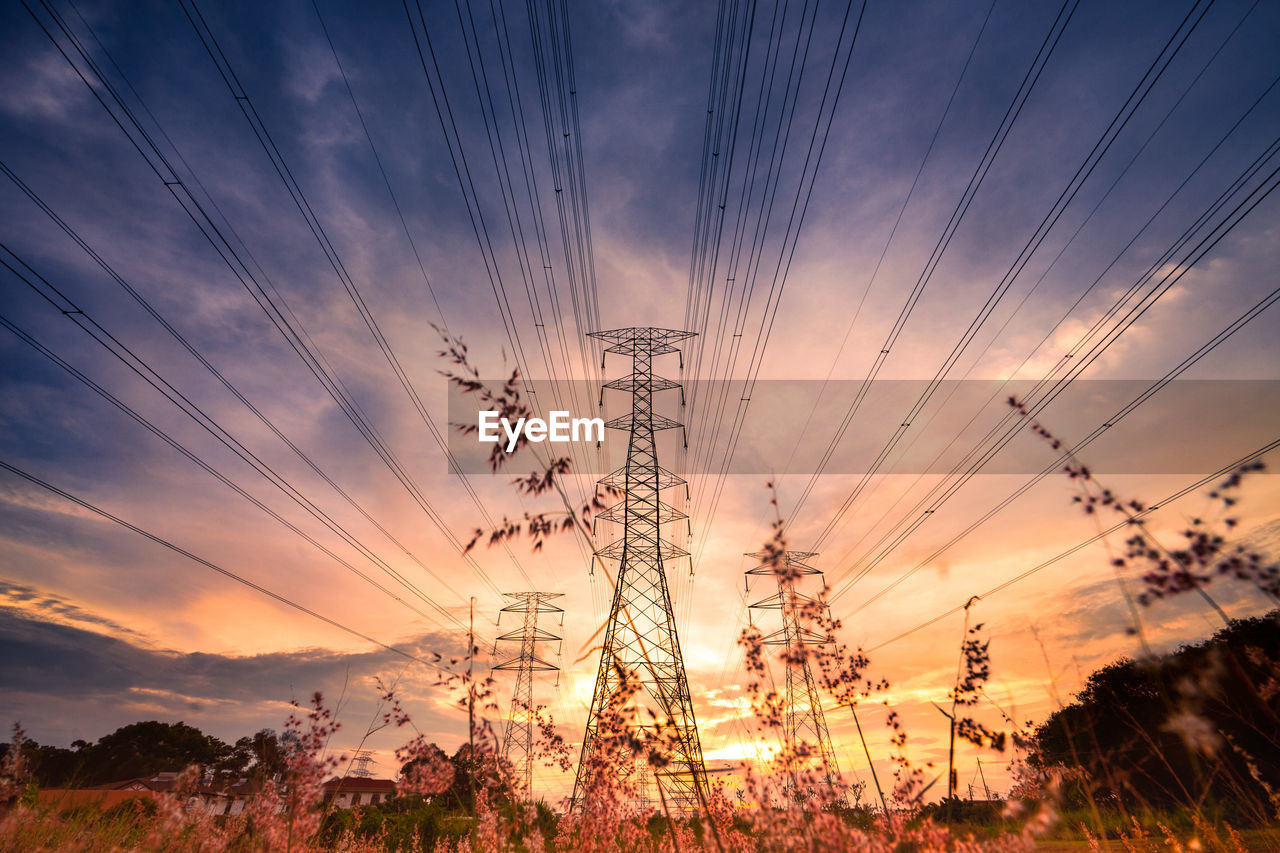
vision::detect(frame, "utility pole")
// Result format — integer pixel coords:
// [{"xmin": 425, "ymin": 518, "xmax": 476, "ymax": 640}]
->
[
  {"xmin": 571, "ymin": 327, "xmax": 709, "ymax": 815},
  {"xmin": 469, "ymin": 597, "xmax": 475, "ymax": 817},
  {"xmin": 492, "ymin": 592, "xmax": 563, "ymax": 797},
  {"xmin": 745, "ymin": 550, "xmax": 846, "ymax": 806}
]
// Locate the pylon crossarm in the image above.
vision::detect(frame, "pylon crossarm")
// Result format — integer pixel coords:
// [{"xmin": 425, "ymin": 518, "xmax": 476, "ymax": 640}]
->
[
  {"xmin": 604, "ymin": 374, "xmax": 682, "ymax": 393},
  {"xmin": 605, "ymin": 412, "xmax": 683, "ymax": 431},
  {"xmin": 598, "ymin": 465, "xmax": 685, "ymax": 490},
  {"xmin": 595, "ymin": 500, "xmax": 687, "ymax": 524},
  {"xmin": 748, "ymin": 588, "xmax": 825, "ymax": 607},
  {"xmin": 497, "ymin": 627, "xmax": 563, "ymax": 642},
  {"xmin": 748, "ymin": 589, "xmax": 788, "ymax": 610},
  {"xmin": 587, "ymin": 327, "xmax": 697, "ymax": 352},
  {"xmin": 746, "ymin": 564, "xmax": 824, "ymax": 576},
  {"xmin": 500, "ymin": 592, "xmax": 565, "ymax": 612},
  {"xmin": 744, "ymin": 549, "xmax": 818, "ymax": 562},
  {"xmin": 493, "ymin": 658, "xmax": 560, "ymax": 672}
]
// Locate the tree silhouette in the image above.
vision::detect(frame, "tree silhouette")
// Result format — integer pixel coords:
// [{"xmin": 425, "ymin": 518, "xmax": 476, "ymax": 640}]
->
[{"xmin": 1030, "ymin": 611, "xmax": 1280, "ymax": 824}]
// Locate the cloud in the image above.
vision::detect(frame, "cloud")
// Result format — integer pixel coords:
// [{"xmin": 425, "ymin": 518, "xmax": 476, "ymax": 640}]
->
[
  {"xmin": 2, "ymin": 0, "xmax": 1279, "ymax": 800},
  {"xmin": 0, "ymin": 50, "xmax": 85, "ymax": 123},
  {"xmin": 0, "ymin": 599, "xmax": 461, "ymax": 750},
  {"xmin": 0, "ymin": 579, "xmax": 152, "ymax": 646}
]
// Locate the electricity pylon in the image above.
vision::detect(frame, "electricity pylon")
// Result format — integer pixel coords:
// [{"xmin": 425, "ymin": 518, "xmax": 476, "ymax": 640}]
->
[
  {"xmin": 571, "ymin": 327, "xmax": 709, "ymax": 815},
  {"xmin": 349, "ymin": 750, "xmax": 375, "ymax": 778},
  {"xmin": 493, "ymin": 592, "xmax": 563, "ymax": 796},
  {"xmin": 746, "ymin": 550, "xmax": 846, "ymax": 805}
]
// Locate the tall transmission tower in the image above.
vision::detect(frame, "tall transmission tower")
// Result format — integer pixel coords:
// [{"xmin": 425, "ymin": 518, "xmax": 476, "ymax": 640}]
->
[
  {"xmin": 746, "ymin": 550, "xmax": 846, "ymax": 805},
  {"xmin": 571, "ymin": 327, "xmax": 709, "ymax": 815},
  {"xmin": 493, "ymin": 592, "xmax": 563, "ymax": 796},
  {"xmin": 348, "ymin": 750, "xmax": 376, "ymax": 778}
]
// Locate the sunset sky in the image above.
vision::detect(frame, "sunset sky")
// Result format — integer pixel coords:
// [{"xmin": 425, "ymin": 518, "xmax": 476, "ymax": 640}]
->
[{"xmin": 2, "ymin": 0, "xmax": 1279, "ymax": 805}]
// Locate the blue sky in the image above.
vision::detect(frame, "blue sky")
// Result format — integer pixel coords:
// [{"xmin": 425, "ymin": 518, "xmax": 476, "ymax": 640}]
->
[{"xmin": 2, "ymin": 0, "xmax": 1279, "ymax": 802}]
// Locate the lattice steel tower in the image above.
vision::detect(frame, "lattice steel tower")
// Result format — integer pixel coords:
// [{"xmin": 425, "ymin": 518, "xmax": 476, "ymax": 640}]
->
[
  {"xmin": 348, "ymin": 750, "xmax": 375, "ymax": 778},
  {"xmin": 571, "ymin": 327, "xmax": 709, "ymax": 814},
  {"xmin": 493, "ymin": 592, "xmax": 563, "ymax": 796},
  {"xmin": 746, "ymin": 550, "xmax": 846, "ymax": 804}
]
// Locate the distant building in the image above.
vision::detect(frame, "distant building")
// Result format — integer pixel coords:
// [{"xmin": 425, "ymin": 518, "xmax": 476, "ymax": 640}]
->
[
  {"xmin": 321, "ymin": 777, "xmax": 397, "ymax": 809},
  {"xmin": 37, "ymin": 772, "xmax": 259, "ymax": 816},
  {"xmin": 35, "ymin": 772, "xmax": 399, "ymax": 815}
]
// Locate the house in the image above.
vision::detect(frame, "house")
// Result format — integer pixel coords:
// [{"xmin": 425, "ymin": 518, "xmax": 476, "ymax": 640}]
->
[
  {"xmin": 321, "ymin": 777, "xmax": 397, "ymax": 809},
  {"xmin": 36, "ymin": 772, "xmax": 398, "ymax": 815},
  {"xmin": 38, "ymin": 772, "xmax": 259, "ymax": 816}
]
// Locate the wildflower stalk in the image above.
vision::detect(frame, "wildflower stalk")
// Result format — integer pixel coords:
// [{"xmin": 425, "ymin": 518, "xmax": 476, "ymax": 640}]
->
[
  {"xmin": 946, "ymin": 595, "xmax": 980, "ymax": 823},
  {"xmin": 849, "ymin": 706, "xmax": 886, "ymax": 813}
]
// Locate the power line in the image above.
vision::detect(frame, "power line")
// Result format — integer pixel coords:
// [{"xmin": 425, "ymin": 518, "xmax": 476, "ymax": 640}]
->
[
  {"xmin": 694, "ymin": 0, "xmax": 1077, "ymax": 571},
  {"xmin": 522, "ymin": 0, "xmax": 605, "ymax": 396},
  {"xmin": 782, "ymin": 0, "xmax": 1082, "ymax": 536},
  {"xmin": 449, "ymin": 0, "xmax": 599, "ymax": 513},
  {"xmin": 0, "ymin": 157, "xmax": 476, "ymax": 621},
  {"xmin": 802, "ymin": 0, "xmax": 1217, "ymax": 552},
  {"xmin": 25, "ymin": 0, "xmax": 511, "ymax": 600},
  {"xmin": 310, "ymin": 0, "xmax": 556, "ymax": 587},
  {"xmin": 690, "ymin": 0, "xmax": 869, "ymax": 572},
  {"xmin": 847, "ymin": 254, "xmax": 1280, "ymax": 620},
  {"xmin": 867, "ymin": 435, "xmax": 1280, "ymax": 652},
  {"xmin": 0, "ymin": 298, "xmax": 473, "ymax": 638},
  {"xmin": 180, "ymin": 0, "xmax": 518, "ymax": 593},
  {"xmin": 822, "ymin": 57, "xmax": 1280, "ymax": 599},
  {"xmin": 519, "ymin": 0, "xmax": 608, "ymax": 481},
  {"xmin": 307, "ymin": 0, "xmax": 448, "ymax": 327},
  {"xmin": 685, "ymin": 0, "xmax": 827, "ymax": 486},
  {"xmin": 830, "ymin": 128, "xmax": 1280, "ymax": 610},
  {"xmin": 401, "ymin": 0, "xmax": 538, "ymax": 392},
  {"xmin": 399, "ymin": 0, "xmax": 608, "ymax": 568},
  {"xmin": 0, "ymin": 458, "xmax": 453, "ymax": 673},
  {"xmin": 775, "ymin": 0, "xmax": 998, "ymax": 483}
]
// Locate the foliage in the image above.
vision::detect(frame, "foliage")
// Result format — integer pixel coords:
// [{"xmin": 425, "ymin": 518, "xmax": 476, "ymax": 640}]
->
[
  {"xmin": 1028, "ymin": 611, "xmax": 1280, "ymax": 823},
  {"xmin": 0, "ymin": 720, "xmax": 264, "ymax": 789},
  {"xmin": 433, "ymin": 324, "xmax": 617, "ymax": 558}
]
